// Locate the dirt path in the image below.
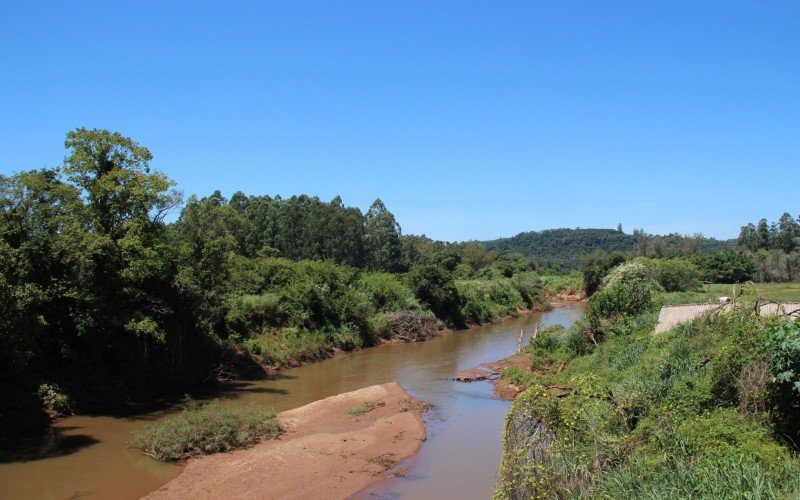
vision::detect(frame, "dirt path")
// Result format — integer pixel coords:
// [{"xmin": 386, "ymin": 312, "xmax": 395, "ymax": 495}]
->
[{"xmin": 144, "ymin": 383, "xmax": 428, "ymax": 500}]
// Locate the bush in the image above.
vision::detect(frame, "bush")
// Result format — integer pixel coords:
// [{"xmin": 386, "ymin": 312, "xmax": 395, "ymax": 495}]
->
[
  {"xmin": 511, "ymin": 271, "xmax": 546, "ymax": 308},
  {"xmin": 244, "ymin": 328, "xmax": 331, "ymax": 368},
  {"xmin": 375, "ymin": 309, "xmax": 444, "ymax": 342},
  {"xmin": 37, "ymin": 383, "xmax": 74, "ymax": 419},
  {"xmin": 692, "ymin": 251, "xmax": 756, "ymax": 283},
  {"xmin": 658, "ymin": 259, "xmax": 702, "ymax": 292},
  {"xmin": 131, "ymin": 399, "xmax": 281, "ymax": 461},
  {"xmin": 226, "ymin": 293, "xmax": 284, "ymax": 334},
  {"xmin": 354, "ymin": 272, "xmax": 419, "ymax": 312},
  {"xmin": 539, "ymin": 271, "xmax": 584, "ymax": 297},
  {"xmin": 456, "ymin": 279, "xmax": 526, "ymax": 324},
  {"xmin": 497, "ymin": 297, "xmax": 800, "ymax": 499},
  {"xmin": 587, "ymin": 262, "xmax": 662, "ymax": 332},
  {"xmin": 407, "ymin": 262, "xmax": 462, "ymax": 326},
  {"xmin": 564, "ymin": 322, "xmax": 592, "ymax": 356},
  {"xmin": 765, "ymin": 319, "xmax": 800, "ymax": 439}
]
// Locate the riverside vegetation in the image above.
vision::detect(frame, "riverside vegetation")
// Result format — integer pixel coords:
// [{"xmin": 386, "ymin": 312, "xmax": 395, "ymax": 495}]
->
[
  {"xmin": 131, "ymin": 398, "xmax": 281, "ymax": 461},
  {"xmin": 0, "ymin": 129, "xmax": 550, "ymax": 438},
  {"xmin": 495, "ymin": 259, "xmax": 800, "ymax": 498}
]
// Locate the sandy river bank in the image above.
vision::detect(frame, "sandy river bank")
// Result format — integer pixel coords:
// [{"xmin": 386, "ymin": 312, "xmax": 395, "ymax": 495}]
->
[{"xmin": 144, "ymin": 383, "xmax": 427, "ymax": 500}]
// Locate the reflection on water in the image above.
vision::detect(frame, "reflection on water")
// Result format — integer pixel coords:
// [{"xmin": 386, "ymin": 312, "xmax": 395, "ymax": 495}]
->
[{"xmin": 0, "ymin": 303, "xmax": 585, "ymax": 500}]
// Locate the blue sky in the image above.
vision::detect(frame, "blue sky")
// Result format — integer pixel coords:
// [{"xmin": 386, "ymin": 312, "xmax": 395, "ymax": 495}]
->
[{"xmin": 1, "ymin": 1, "xmax": 798, "ymax": 241}]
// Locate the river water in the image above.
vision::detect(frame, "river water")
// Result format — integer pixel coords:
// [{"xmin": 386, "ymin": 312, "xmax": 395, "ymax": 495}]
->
[{"xmin": 0, "ymin": 303, "xmax": 585, "ymax": 500}]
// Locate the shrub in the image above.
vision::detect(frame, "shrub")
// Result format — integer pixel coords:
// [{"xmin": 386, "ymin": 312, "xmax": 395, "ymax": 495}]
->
[
  {"xmin": 587, "ymin": 262, "xmax": 661, "ymax": 332},
  {"xmin": 658, "ymin": 259, "xmax": 702, "ymax": 292},
  {"xmin": 374, "ymin": 309, "xmax": 444, "ymax": 342},
  {"xmin": 37, "ymin": 383, "xmax": 74, "ymax": 419},
  {"xmin": 407, "ymin": 262, "xmax": 462, "ymax": 326},
  {"xmin": 456, "ymin": 279, "xmax": 526, "ymax": 324},
  {"xmin": 765, "ymin": 319, "xmax": 800, "ymax": 439},
  {"xmin": 530, "ymin": 325, "xmax": 564, "ymax": 353},
  {"xmin": 347, "ymin": 401, "xmax": 376, "ymax": 416},
  {"xmin": 511, "ymin": 272, "xmax": 546, "ymax": 308},
  {"xmin": 354, "ymin": 272, "xmax": 419, "ymax": 312},
  {"xmin": 226, "ymin": 293, "xmax": 284, "ymax": 334},
  {"xmin": 564, "ymin": 322, "xmax": 592, "ymax": 356},
  {"xmin": 131, "ymin": 399, "xmax": 281, "ymax": 461},
  {"xmin": 692, "ymin": 251, "xmax": 756, "ymax": 283},
  {"xmin": 539, "ymin": 271, "xmax": 583, "ymax": 297}
]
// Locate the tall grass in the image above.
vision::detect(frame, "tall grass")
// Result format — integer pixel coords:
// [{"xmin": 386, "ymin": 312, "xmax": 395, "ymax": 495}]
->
[
  {"xmin": 539, "ymin": 272, "xmax": 584, "ymax": 297},
  {"xmin": 131, "ymin": 399, "xmax": 281, "ymax": 461}
]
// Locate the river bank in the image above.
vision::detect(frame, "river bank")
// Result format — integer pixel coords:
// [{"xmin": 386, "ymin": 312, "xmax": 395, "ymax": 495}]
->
[
  {"xmin": 145, "ymin": 383, "xmax": 427, "ymax": 499},
  {"xmin": 0, "ymin": 304, "xmax": 585, "ymax": 500}
]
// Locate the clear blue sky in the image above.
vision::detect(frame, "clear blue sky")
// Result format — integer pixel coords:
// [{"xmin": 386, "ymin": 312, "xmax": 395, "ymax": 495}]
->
[{"xmin": 1, "ymin": 1, "xmax": 798, "ymax": 241}]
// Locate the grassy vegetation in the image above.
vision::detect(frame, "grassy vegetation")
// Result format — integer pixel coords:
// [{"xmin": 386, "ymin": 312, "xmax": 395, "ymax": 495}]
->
[
  {"xmin": 539, "ymin": 272, "xmax": 584, "ymax": 297},
  {"xmin": 131, "ymin": 399, "xmax": 281, "ymax": 461},
  {"xmin": 496, "ymin": 279, "xmax": 800, "ymax": 499},
  {"xmin": 346, "ymin": 401, "xmax": 376, "ymax": 416},
  {"xmin": 662, "ymin": 282, "xmax": 800, "ymax": 305}
]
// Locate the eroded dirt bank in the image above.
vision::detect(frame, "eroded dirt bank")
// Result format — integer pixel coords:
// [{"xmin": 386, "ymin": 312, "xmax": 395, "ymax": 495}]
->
[{"xmin": 144, "ymin": 383, "xmax": 427, "ymax": 500}]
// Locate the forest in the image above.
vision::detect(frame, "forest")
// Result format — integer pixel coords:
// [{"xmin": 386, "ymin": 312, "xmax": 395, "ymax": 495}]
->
[{"xmin": 482, "ymin": 227, "xmax": 734, "ymax": 269}]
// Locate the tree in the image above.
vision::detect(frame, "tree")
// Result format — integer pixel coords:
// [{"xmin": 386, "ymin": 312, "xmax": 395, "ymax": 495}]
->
[
  {"xmin": 756, "ymin": 218, "xmax": 772, "ymax": 250},
  {"xmin": 461, "ymin": 242, "xmax": 497, "ymax": 273},
  {"xmin": 407, "ymin": 262, "xmax": 462, "ymax": 327},
  {"xmin": 64, "ymin": 128, "xmax": 181, "ymax": 240},
  {"xmin": 173, "ymin": 192, "xmax": 245, "ymax": 335},
  {"xmin": 364, "ymin": 199, "xmax": 404, "ymax": 272},
  {"xmin": 776, "ymin": 212, "xmax": 799, "ymax": 253}
]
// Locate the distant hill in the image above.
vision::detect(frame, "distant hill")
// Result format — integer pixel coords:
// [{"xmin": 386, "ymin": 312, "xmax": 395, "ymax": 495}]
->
[{"xmin": 481, "ymin": 228, "xmax": 735, "ymax": 269}]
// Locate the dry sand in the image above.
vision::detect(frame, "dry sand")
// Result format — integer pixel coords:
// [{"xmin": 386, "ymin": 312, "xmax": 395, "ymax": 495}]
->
[{"xmin": 144, "ymin": 382, "xmax": 427, "ymax": 500}]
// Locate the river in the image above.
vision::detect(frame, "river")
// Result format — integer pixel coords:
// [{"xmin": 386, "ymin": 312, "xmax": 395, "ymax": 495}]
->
[{"xmin": 0, "ymin": 303, "xmax": 585, "ymax": 500}]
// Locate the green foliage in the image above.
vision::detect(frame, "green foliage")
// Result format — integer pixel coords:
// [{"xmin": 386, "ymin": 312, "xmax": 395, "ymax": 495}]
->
[
  {"xmin": 485, "ymin": 228, "xmax": 733, "ymax": 270},
  {"xmin": 364, "ymin": 199, "xmax": 405, "ymax": 272},
  {"xmin": 131, "ymin": 399, "xmax": 280, "ymax": 461},
  {"xmin": 632, "ymin": 229, "xmax": 733, "ymax": 258},
  {"xmin": 407, "ymin": 261, "xmax": 463, "ymax": 326},
  {"xmin": 497, "ymin": 290, "xmax": 800, "ymax": 499},
  {"xmin": 692, "ymin": 250, "xmax": 756, "ymax": 283},
  {"xmin": 767, "ymin": 320, "xmax": 800, "ymax": 394},
  {"xmin": 739, "ymin": 212, "xmax": 800, "ymax": 254},
  {"xmin": 765, "ymin": 320, "xmax": 800, "ymax": 439},
  {"xmin": 539, "ymin": 271, "xmax": 584, "ymax": 297},
  {"xmin": 456, "ymin": 279, "xmax": 526, "ymax": 324},
  {"xmin": 581, "ymin": 250, "xmax": 628, "ymax": 296},
  {"xmin": 354, "ymin": 272, "xmax": 419, "ymax": 312},
  {"xmin": 510, "ymin": 272, "xmax": 546, "ymax": 308},
  {"xmin": 36, "ymin": 383, "xmax": 74, "ymax": 419},
  {"xmin": 586, "ymin": 262, "xmax": 662, "ymax": 332},
  {"xmin": 483, "ymin": 228, "xmax": 636, "ymax": 269},
  {"xmin": 243, "ymin": 328, "xmax": 331, "ymax": 367},
  {"xmin": 346, "ymin": 401, "xmax": 375, "ymax": 416},
  {"xmin": 658, "ymin": 258, "xmax": 702, "ymax": 292}
]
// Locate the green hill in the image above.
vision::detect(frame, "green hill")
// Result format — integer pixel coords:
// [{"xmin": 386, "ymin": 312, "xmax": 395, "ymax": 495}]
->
[{"xmin": 482, "ymin": 228, "xmax": 734, "ymax": 269}]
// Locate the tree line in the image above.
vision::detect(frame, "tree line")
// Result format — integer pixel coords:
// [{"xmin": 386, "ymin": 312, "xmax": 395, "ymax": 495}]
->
[
  {"xmin": 483, "ymin": 227, "xmax": 734, "ymax": 270},
  {"xmin": 738, "ymin": 213, "xmax": 800, "ymax": 282}
]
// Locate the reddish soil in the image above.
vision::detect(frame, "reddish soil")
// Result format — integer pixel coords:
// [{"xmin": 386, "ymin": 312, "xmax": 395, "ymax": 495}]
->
[
  {"xmin": 481, "ymin": 353, "xmax": 532, "ymax": 400},
  {"xmin": 547, "ymin": 292, "xmax": 587, "ymax": 303},
  {"xmin": 144, "ymin": 383, "xmax": 428, "ymax": 500}
]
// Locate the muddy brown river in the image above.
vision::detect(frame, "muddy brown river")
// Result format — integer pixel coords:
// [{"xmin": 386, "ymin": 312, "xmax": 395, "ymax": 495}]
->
[{"xmin": 0, "ymin": 303, "xmax": 585, "ymax": 500}]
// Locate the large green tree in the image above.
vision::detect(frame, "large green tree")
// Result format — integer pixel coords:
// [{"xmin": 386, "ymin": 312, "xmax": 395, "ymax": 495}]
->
[{"xmin": 364, "ymin": 199, "xmax": 404, "ymax": 272}]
